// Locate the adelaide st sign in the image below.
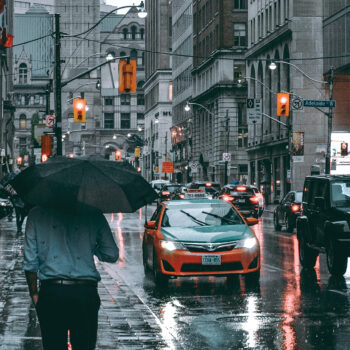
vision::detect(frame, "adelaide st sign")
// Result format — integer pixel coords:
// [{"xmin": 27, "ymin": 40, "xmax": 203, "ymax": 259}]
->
[{"xmin": 303, "ymin": 100, "xmax": 336, "ymax": 108}]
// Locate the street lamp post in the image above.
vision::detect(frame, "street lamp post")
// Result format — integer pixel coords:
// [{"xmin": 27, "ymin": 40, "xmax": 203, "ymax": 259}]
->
[
  {"xmin": 269, "ymin": 60, "xmax": 334, "ymax": 174},
  {"xmin": 54, "ymin": 2, "xmax": 146, "ymax": 156}
]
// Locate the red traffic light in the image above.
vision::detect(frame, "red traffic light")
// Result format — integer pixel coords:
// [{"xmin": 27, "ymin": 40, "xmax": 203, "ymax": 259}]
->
[
  {"xmin": 277, "ymin": 93, "xmax": 290, "ymax": 117},
  {"xmin": 115, "ymin": 150, "xmax": 122, "ymax": 161},
  {"xmin": 340, "ymin": 142, "xmax": 348, "ymax": 156},
  {"xmin": 41, "ymin": 154, "xmax": 48, "ymax": 163},
  {"xmin": 16, "ymin": 156, "xmax": 23, "ymax": 165},
  {"xmin": 73, "ymin": 98, "xmax": 87, "ymax": 123}
]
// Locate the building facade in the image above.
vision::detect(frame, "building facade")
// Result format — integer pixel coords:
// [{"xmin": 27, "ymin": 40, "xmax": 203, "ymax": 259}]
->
[
  {"xmin": 246, "ymin": 0, "xmax": 327, "ymax": 203},
  {"xmin": 191, "ymin": 0, "xmax": 248, "ymax": 186},
  {"xmin": 143, "ymin": 0, "xmax": 172, "ymax": 182},
  {"xmin": 13, "ymin": 5, "xmax": 53, "ymax": 168},
  {"xmin": 171, "ymin": 0, "xmax": 193, "ymax": 184}
]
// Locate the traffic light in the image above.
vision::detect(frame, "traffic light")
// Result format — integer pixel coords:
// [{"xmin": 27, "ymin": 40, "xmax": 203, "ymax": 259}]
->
[
  {"xmin": 277, "ymin": 93, "xmax": 290, "ymax": 117},
  {"xmin": 41, "ymin": 135, "xmax": 52, "ymax": 162},
  {"xmin": 16, "ymin": 156, "xmax": 23, "ymax": 165},
  {"xmin": 137, "ymin": 167, "xmax": 141, "ymax": 173},
  {"xmin": 340, "ymin": 142, "xmax": 348, "ymax": 156},
  {"xmin": 118, "ymin": 59, "xmax": 137, "ymax": 93},
  {"xmin": 73, "ymin": 98, "xmax": 87, "ymax": 123},
  {"xmin": 115, "ymin": 150, "xmax": 122, "ymax": 161}
]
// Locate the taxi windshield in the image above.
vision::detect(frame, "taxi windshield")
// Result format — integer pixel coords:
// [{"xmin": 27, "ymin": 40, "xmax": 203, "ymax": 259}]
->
[{"xmin": 161, "ymin": 203, "xmax": 244, "ymax": 227}]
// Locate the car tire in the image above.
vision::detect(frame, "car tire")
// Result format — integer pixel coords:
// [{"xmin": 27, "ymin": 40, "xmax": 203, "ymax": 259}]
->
[
  {"xmin": 326, "ymin": 240, "xmax": 348, "ymax": 276},
  {"xmin": 245, "ymin": 269, "xmax": 260, "ymax": 285},
  {"xmin": 298, "ymin": 232, "xmax": 318, "ymax": 268},
  {"xmin": 274, "ymin": 213, "xmax": 282, "ymax": 231},
  {"xmin": 285, "ymin": 215, "xmax": 294, "ymax": 233},
  {"xmin": 152, "ymin": 250, "xmax": 168, "ymax": 286}
]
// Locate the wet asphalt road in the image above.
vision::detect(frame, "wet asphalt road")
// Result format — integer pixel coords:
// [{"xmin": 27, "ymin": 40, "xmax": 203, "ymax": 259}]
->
[{"xmin": 0, "ymin": 207, "xmax": 350, "ymax": 349}]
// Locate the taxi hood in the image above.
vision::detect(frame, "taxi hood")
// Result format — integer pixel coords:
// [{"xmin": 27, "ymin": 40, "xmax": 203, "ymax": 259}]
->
[{"xmin": 160, "ymin": 224, "xmax": 252, "ymax": 243}]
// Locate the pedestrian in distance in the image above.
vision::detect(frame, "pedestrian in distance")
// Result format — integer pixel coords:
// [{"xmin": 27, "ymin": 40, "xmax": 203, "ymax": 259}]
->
[{"xmin": 23, "ymin": 206, "xmax": 119, "ymax": 350}]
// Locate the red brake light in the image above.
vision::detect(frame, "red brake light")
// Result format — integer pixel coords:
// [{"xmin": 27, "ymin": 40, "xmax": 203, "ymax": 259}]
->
[
  {"xmin": 162, "ymin": 191, "xmax": 170, "ymax": 195},
  {"xmin": 236, "ymin": 186, "xmax": 247, "ymax": 191},
  {"xmin": 179, "ymin": 194, "xmax": 185, "ymax": 199},
  {"xmin": 249, "ymin": 196, "xmax": 259, "ymax": 204},
  {"xmin": 223, "ymin": 195, "xmax": 234, "ymax": 202},
  {"xmin": 291, "ymin": 204, "xmax": 300, "ymax": 213},
  {"xmin": 205, "ymin": 182, "xmax": 212, "ymax": 187}
]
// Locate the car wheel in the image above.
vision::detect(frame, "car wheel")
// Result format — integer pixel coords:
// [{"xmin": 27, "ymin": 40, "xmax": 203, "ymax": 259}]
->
[
  {"xmin": 285, "ymin": 215, "xmax": 294, "ymax": 233},
  {"xmin": 274, "ymin": 213, "xmax": 282, "ymax": 231},
  {"xmin": 152, "ymin": 250, "xmax": 168, "ymax": 286},
  {"xmin": 326, "ymin": 240, "xmax": 348, "ymax": 276},
  {"xmin": 298, "ymin": 232, "xmax": 318, "ymax": 268},
  {"xmin": 245, "ymin": 269, "xmax": 260, "ymax": 285}
]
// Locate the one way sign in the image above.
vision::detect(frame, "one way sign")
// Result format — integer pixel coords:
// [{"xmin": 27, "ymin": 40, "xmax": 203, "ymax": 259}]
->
[{"xmin": 247, "ymin": 98, "xmax": 262, "ymax": 124}]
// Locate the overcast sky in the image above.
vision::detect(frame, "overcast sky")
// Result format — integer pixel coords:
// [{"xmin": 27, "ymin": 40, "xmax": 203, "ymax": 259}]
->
[{"xmin": 105, "ymin": 0, "xmax": 140, "ymax": 13}]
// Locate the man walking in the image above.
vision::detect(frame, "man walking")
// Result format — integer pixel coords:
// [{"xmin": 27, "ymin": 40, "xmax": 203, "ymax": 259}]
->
[{"xmin": 24, "ymin": 206, "xmax": 119, "ymax": 350}]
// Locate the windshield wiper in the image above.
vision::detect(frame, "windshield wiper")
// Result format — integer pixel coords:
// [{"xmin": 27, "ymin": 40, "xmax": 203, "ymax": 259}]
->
[
  {"xmin": 201, "ymin": 211, "xmax": 241, "ymax": 225},
  {"xmin": 180, "ymin": 210, "xmax": 209, "ymax": 226}
]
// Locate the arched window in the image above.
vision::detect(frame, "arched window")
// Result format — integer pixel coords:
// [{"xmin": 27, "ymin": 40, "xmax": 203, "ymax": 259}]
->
[
  {"xmin": 140, "ymin": 28, "xmax": 144, "ymax": 40},
  {"xmin": 137, "ymin": 80, "xmax": 145, "ymax": 89},
  {"xmin": 130, "ymin": 49, "xmax": 137, "ymax": 60},
  {"xmin": 123, "ymin": 28, "xmax": 128, "ymax": 40},
  {"xmin": 120, "ymin": 51, "xmax": 127, "ymax": 58},
  {"xmin": 19, "ymin": 63, "xmax": 28, "ymax": 84},
  {"xmin": 131, "ymin": 26, "xmax": 137, "ymax": 40},
  {"xmin": 106, "ymin": 51, "xmax": 115, "ymax": 61},
  {"xmin": 19, "ymin": 114, "xmax": 27, "ymax": 129}
]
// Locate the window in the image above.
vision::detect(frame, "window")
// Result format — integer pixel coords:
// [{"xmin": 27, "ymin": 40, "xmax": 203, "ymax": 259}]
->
[
  {"xmin": 137, "ymin": 80, "xmax": 145, "ymax": 89},
  {"xmin": 104, "ymin": 113, "xmax": 114, "ymax": 129},
  {"xmin": 237, "ymin": 102, "xmax": 247, "ymax": 126},
  {"xmin": 137, "ymin": 94, "xmax": 144, "ymax": 105},
  {"xmin": 120, "ymin": 94, "xmax": 130, "ymax": 105},
  {"xmin": 130, "ymin": 49, "xmax": 137, "ymax": 60},
  {"xmin": 19, "ymin": 63, "xmax": 28, "ymax": 84},
  {"xmin": 137, "ymin": 113, "xmax": 144, "ymax": 120},
  {"xmin": 19, "ymin": 114, "xmax": 27, "ymax": 129},
  {"xmin": 140, "ymin": 28, "xmax": 144, "ymax": 40},
  {"xmin": 19, "ymin": 137, "xmax": 27, "ymax": 154},
  {"xmin": 234, "ymin": 0, "xmax": 247, "ymax": 9},
  {"xmin": 121, "ymin": 113, "xmax": 130, "ymax": 129},
  {"xmin": 105, "ymin": 98, "xmax": 113, "ymax": 106},
  {"xmin": 131, "ymin": 26, "xmax": 137, "ymax": 40},
  {"xmin": 123, "ymin": 28, "xmax": 128, "ymax": 40},
  {"xmin": 233, "ymin": 23, "xmax": 246, "ymax": 46},
  {"xmin": 238, "ymin": 128, "xmax": 248, "ymax": 148},
  {"xmin": 34, "ymin": 94, "xmax": 40, "ymax": 105}
]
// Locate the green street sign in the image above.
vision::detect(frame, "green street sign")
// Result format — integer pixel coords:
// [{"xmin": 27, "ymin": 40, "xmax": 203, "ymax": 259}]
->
[{"xmin": 303, "ymin": 100, "xmax": 336, "ymax": 108}]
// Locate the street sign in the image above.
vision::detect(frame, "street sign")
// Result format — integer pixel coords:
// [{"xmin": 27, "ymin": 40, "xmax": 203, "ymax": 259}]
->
[
  {"xmin": 303, "ymin": 100, "xmax": 336, "ymax": 108},
  {"xmin": 189, "ymin": 161, "xmax": 199, "ymax": 170},
  {"xmin": 45, "ymin": 114, "xmax": 56, "ymax": 127},
  {"xmin": 222, "ymin": 153, "xmax": 231, "ymax": 162},
  {"xmin": 247, "ymin": 98, "xmax": 262, "ymax": 124},
  {"xmin": 292, "ymin": 97, "xmax": 304, "ymax": 111}
]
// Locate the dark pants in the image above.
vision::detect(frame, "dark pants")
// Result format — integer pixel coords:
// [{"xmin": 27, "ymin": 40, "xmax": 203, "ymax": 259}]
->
[{"xmin": 36, "ymin": 283, "xmax": 100, "ymax": 350}]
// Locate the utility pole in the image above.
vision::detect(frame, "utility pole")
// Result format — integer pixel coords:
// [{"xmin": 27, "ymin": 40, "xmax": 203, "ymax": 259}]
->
[
  {"xmin": 224, "ymin": 110, "xmax": 229, "ymax": 185},
  {"xmin": 164, "ymin": 131, "xmax": 168, "ymax": 180},
  {"xmin": 54, "ymin": 14, "xmax": 62, "ymax": 156},
  {"xmin": 325, "ymin": 66, "xmax": 335, "ymax": 175}
]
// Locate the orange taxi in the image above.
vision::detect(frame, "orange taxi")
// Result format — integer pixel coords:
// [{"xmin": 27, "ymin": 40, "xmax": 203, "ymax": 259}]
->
[{"xmin": 142, "ymin": 198, "xmax": 260, "ymax": 285}]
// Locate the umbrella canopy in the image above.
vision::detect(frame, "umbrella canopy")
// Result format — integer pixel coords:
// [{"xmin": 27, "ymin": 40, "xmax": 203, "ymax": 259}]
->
[{"xmin": 11, "ymin": 155, "xmax": 157, "ymax": 213}]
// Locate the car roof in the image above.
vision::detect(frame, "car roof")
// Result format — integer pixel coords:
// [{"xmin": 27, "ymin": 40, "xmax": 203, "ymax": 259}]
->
[
  {"xmin": 165, "ymin": 199, "xmax": 226, "ymax": 207},
  {"xmin": 225, "ymin": 184, "xmax": 256, "ymax": 189},
  {"xmin": 305, "ymin": 175, "xmax": 350, "ymax": 181}
]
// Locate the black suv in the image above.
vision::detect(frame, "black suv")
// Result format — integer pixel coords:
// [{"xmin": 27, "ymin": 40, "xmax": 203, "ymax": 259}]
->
[{"xmin": 297, "ymin": 175, "xmax": 350, "ymax": 275}]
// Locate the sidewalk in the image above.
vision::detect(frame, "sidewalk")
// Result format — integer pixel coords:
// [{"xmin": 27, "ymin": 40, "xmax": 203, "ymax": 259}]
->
[{"xmin": 0, "ymin": 219, "xmax": 173, "ymax": 350}]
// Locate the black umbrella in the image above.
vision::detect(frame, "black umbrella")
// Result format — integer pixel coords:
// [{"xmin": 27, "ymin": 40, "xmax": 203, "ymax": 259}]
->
[{"xmin": 11, "ymin": 155, "xmax": 157, "ymax": 213}]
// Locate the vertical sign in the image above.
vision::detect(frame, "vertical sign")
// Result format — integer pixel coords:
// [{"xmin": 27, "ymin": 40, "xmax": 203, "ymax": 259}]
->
[
  {"xmin": 292, "ymin": 131, "xmax": 304, "ymax": 163},
  {"xmin": 247, "ymin": 98, "xmax": 262, "ymax": 124}
]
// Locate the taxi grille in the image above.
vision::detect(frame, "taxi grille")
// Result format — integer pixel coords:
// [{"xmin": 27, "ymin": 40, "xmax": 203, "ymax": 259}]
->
[
  {"xmin": 182, "ymin": 241, "xmax": 238, "ymax": 253},
  {"xmin": 181, "ymin": 262, "xmax": 243, "ymax": 272}
]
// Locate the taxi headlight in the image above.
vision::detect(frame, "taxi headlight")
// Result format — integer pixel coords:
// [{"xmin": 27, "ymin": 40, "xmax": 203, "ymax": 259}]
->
[
  {"xmin": 160, "ymin": 240, "xmax": 185, "ymax": 252},
  {"xmin": 0, "ymin": 201, "xmax": 6, "ymax": 206},
  {"xmin": 236, "ymin": 237, "xmax": 257, "ymax": 249}
]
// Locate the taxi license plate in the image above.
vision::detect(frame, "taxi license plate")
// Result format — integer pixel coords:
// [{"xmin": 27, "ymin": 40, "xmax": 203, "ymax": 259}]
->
[
  {"xmin": 238, "ymin": 199, "xmax": 245, "ymax": 203},
  {"xmin": 202, "ymin": 255, "xmax": 221, "ymax": 265},
  {"xmin": 186, "ymin": 193, "xmax": 206, "ymax": 198}
]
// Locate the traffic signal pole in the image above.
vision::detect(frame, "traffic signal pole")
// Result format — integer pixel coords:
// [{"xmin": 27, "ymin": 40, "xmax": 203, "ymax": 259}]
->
[
  {"xmin": 325, "ymin": 67, "xmax": 335, "ymax": 175},
  {"xmin": 54, "ymin": 14, "xmax": 63, "ymax": 155}
]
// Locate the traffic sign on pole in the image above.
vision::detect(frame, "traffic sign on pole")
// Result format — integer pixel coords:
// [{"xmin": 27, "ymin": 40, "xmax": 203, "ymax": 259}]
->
[
  {"xmin": 292, "ymin": 97, "xmax": 304, "ymax": 111},
  {"xmin": 247, "ymin": 98, "xmax": 262, "ymax": 124},
  {"xmin": 45, "ymin": 115, "xmax": 56, "ymax": 127},
  {"xmin": 222, "ymin": 153, "xmax": 231, "ymax": 161},
  {"xmin": 303, "ymin": 100, "xmax": 336, "ymax": 108}
]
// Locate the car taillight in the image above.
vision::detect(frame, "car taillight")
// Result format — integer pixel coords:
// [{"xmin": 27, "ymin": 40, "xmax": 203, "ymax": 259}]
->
[
  {"xmin": 222, "ymin": 195, "xmax": 234, "ymax": 202},
  {"xmin": 249, "ymin": 196, "xmax": 259, "ymax": 204},
  {"xmin": 179, "ymin": 194, "xmax": 185, "ymax": 199},
  {"xmin": 291, "ymin": 204, "xmax": 300, "ymax": 213},
  {"xmin": 162, "ymin": 191, "xmax": 170, "ymax": 195}
]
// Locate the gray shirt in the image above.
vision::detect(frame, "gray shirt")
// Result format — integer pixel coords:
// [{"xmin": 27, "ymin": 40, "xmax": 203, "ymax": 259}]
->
[{"xmin": 23, "ymin": 207, "xmax": 119, "ymax": 281}]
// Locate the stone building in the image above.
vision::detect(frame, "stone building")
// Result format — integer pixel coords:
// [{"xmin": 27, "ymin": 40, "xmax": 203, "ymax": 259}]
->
[
  {"xmin": 143, "ymin": 0, "xmax": 172, "ymax": 181},
  {"xmin": 191, "ymin": 0, "xmax": 248, "ymax": 186},
  {"xmin": 171, "ymin": 0, "xmax": 193, "ymax": 184},
  {"xmin": 246, "ymin": 0, "xmax": 327, "ymax": 203},
  {"xmin": 12, "ymin": 5, "xmax": 53, "ymax": 168}
]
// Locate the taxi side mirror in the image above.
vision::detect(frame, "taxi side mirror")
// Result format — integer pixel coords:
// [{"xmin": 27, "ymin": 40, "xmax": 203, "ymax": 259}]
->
[
  {"xmin": 144, "ymin": 221, "xmax": 156, "ymax": 229},
  {"xmin": 246, "ymin": 217, "xmax": 259, "ymax": 226}
]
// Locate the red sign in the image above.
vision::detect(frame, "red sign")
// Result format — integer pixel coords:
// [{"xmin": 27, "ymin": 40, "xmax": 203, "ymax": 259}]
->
[{"xmin": 162, "ymin": 161, "xmax": 174, "ymax": 173}]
